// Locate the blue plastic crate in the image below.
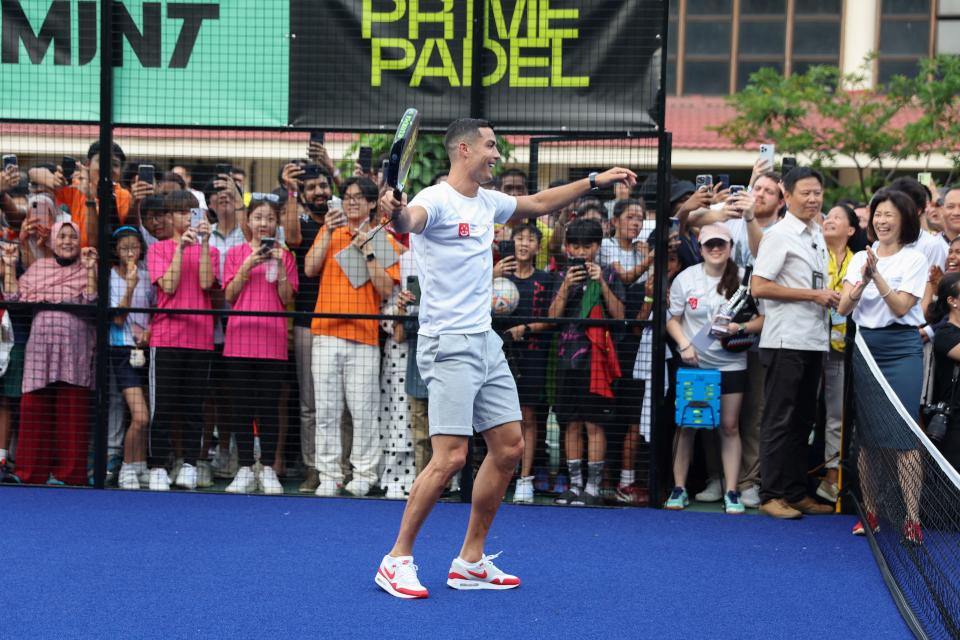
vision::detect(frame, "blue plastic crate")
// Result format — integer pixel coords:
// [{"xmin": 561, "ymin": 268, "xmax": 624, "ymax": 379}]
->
[{"xmin": 675, "ymin": 368, "xmax": 721, "ymax": 429}]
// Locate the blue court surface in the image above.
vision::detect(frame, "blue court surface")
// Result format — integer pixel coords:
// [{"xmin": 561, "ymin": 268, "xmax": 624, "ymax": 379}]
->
[{"xmin": 2, "ymin": 488, "xmax": 910, "ymax": 639}]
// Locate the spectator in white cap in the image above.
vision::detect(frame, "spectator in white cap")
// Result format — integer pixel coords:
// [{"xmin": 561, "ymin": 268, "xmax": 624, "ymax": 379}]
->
[{"xmin": 664, "ymin": 223, "xmax": 764, "ymax": 514}]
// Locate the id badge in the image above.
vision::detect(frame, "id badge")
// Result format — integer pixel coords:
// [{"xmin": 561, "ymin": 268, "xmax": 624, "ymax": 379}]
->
[{"xmin": 812, "ymin": 271, "xmax": 824, "ymax": 289}]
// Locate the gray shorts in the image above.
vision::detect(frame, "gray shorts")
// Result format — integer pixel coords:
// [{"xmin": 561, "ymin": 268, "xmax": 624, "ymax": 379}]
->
[{"xmin": 416, "ymin": 330, "xmax": 522, "ymax": 437}]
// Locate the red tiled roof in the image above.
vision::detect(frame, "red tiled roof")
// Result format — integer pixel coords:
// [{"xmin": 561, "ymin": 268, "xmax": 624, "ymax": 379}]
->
[{"xmin": 664, "ymin": 96, "xmax": 739, "ymax": 150}]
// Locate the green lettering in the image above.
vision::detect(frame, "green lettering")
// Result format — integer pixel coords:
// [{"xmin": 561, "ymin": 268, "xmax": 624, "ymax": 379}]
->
[
  {"xmin": 510, "ymin": 38, "xmax": 549, "ymax": 87},
  {"xmin": 551, "ymin": 37, "xmax": 588, "ymax": 87},
  {"xmin": 462, "ymin": 0, "xmax": 474, "ymax": 86},
  {"xmin": 409, "ymin": 0, "xmax": 454, "ymax": 40},
  {"xmin": 410, "ymin": 38, "xmax": 460, "ymax": 87},
  {"xmin": 370, "ymin": 38, "xmax": 416, "ymax": 86},
  {"xmin": 362, "ymin": 0, "xmax": 406, "ymax": 39},
  {"xmin": 538, "ymin": 0, "xmax": 578, "ymax": 38},
  {"xmin": 482, "ymin": 39, "xmax": 506, "ymax": 86},
  {"xmin": 488, "ymin": 0, "xmax": 535, "ymax": 39}
]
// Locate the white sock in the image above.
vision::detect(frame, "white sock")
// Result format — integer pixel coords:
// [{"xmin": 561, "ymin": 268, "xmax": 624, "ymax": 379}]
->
[
  {"xmin": 0, "ymin": 448, "xmax": 8, "ymax": 461},
  {"xmin": 619, "ymin": 469, "xmax": 635, "ymax": 487},
  {"xmin": 457, "ymin": 557, "xmax": 481, "ymax": 567}
]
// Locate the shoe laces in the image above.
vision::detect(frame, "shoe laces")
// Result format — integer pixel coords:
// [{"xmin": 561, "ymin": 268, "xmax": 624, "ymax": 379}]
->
[{"xmin": 391, "ymin": 558, "xmax": 420, "ymax": 583}]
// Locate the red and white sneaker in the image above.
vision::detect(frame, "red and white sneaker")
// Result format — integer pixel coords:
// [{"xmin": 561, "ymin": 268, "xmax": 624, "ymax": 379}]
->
[
  {"xmin": 447, "ymin": 552, "xmax": 521, "ymax": 590},
  {"xmin": 852, "ymin": 511, "xmax": 880, "ymax": 536},
  {"xmin": 375, "ymin": 555, "xmax": 429, "ymax": 599}
]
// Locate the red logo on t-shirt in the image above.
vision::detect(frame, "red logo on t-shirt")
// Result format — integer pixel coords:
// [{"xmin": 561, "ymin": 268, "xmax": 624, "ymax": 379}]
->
[
  {"xmin": 688, "ymin": 297, "xmax": 699, "ymax": 310},
  {"xmin": 458, "ymin": 223, "xmax": 470, "ymax": 237}
]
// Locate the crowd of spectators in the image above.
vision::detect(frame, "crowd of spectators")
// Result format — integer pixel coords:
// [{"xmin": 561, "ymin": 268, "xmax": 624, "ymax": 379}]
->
[{"xmin": 0, "ymin": 139, "xmax": 958, "ymax": 522}]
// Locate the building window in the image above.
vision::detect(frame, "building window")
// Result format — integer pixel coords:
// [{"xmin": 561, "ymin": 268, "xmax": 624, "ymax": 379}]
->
[
  {"xmin": 938, "ymin": 0, "xmax": 960, "ymax": 55},
  {"xmin": 876, "ymin": 0, "xmax": 936, "ymax": 84},
  {"xmin": 669, "ymin": 0, "xmax": 842, "ymax": 96}
]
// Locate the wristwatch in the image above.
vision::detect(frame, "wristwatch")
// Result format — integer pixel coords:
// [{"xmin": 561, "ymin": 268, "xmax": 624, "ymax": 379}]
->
[
  {"xmin": 588, "ymin": 172, "xmax": 599, "ymax": 192},
  {"xmin": 365, "ymin": 252, "xmax": 376, "ymax": 262}
]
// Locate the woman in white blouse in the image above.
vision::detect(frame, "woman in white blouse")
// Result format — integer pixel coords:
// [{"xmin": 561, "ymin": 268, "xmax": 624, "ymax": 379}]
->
[
  {"xmin": 665, "ymin": 223, "xmax": 764, "ymax": 514},
  {"xmin": 839, "ymin": 189, "xmax": 927, "ymax": 544}
]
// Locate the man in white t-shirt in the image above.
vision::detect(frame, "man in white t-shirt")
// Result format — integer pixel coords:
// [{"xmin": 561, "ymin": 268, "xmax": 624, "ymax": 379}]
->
[{"xmin": 373, "ymin": 118, "xmax": 636, "ymax": 599}]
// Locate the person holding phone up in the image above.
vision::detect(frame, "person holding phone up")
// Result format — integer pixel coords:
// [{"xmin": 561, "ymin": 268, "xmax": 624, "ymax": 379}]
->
[
  {"xmin": 222, "ymin": 194, "xmax": 298, "ymax": 494},
  {"xmin": 145, "ymin": 190, "xmax": 219, "ymax": 491}
]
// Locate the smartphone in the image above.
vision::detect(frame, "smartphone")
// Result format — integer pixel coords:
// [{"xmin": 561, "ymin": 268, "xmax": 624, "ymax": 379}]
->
[
  {"xmin": 309, "ymin": 131, "xmax": 325, "ymax": 146},
  {"xmin": 568, "ymin": 256, "xmax": 586, "ymax": 270},
  {"xmin": 358, "ymin": 146, "xmax": 373, "ymax": 173},
  {"xmin": 695, "ymin": 174, "xmax": 713, "ymax": 191},
  {"xmin": 328, "ymin": 194, "xmax": 342, "ymax": 210},
  {"xmin": 260, "ymin": 237, "xmax": 276, "ymax": 253},
  {"xmin": 215, "ymin": 163, "xmax": 231, "ymax": 177},
  {"xmin": 670, "ymin": 216, "xmax": 680, "ymax": 233},
  {"xmin": 498, "ymin": 239, "xmax": 515, "ymax": 259},
  {"xmin": 781, "ymin": 156, "xmax": 797, "ymax": 175},
  {"xmin": 138, "ymin": 164, "xmax": 155, "ymax": 184},
  {"xmin": 62, "ymin": 156, "xmax": 77, "ymax": 181},
  {"xmin": 406, "ymin": 275, "xmax": 421, "ymax": 305},
  {"xmin": 758, "ymin": 143, "xmax": 775, "ymax": 167},
  {"xmin": 729, "ymin": 185, "xmax": 746, "ymax": 195},
  {"xmin": 918, "ymin": 172, "xmax": 933, "ymax": 187},
  {"xmin": 190, "ymin": 207, "xmax": 205, "ymax": 228},
  {"xmin": 301, "ymin": 164, "xmax": 321, "ymax": 181},
  {"xmin": 2, "ymin": 155, "xmax": 17, "ymax": 169},
  {"xmin": 717, "ymin": 174, "xmax": 730, "ymax": 189}
]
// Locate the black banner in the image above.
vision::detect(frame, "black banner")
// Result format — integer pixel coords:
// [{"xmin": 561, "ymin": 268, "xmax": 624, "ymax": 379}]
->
[{"xmin": 289, "ymin": 0, "xmax": 663, "ymax": 133}]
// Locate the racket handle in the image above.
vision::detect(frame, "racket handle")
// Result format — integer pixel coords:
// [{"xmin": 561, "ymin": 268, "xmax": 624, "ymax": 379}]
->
[{"xmin": 393, "ymin": 188, "xmax": 402, "ymax": 201}]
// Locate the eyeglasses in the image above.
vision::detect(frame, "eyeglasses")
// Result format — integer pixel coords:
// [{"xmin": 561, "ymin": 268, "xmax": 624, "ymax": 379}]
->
[{"xmin": 250, "ymin": 192, "xmax": 280, "ymax": 204}]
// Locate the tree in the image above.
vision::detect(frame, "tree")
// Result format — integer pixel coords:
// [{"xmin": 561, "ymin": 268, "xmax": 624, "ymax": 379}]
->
[
  {"xmin": 337, "ymin": 133, "xmax": 515, "ymax": 195},
  {"xmin": 714, "ymin": 56, "xmax": 960, "ymax": 202}
]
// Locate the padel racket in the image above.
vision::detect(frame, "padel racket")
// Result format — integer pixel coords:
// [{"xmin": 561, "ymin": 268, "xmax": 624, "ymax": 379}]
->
[{"xmin": 362, "ymin": 108, "xmax": 421, "ymax": 247}]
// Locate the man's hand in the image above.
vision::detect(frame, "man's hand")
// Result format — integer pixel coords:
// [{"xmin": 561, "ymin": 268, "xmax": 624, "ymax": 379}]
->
[
  {"xmin": 728, "ymin": 191, "xmax": 756, "ymax": 220},
  {"xmin": 131, "ymin": 180, "xmax": 154, "ymax": 202},
  {"xmin": 506, "ymin": 324, "xmax": 527, "ymax": 341},
  {"xmin": 28, "ymin": 166, "xmax": 64, "ymax": 193},
  {"xmin": 749, "ymin": 157, "xmax": 774, "ymax": 188},
  {"xmin": 493, "ymin": 255, "xmax": 517, "ymax": 278},
  {"xmin": 0, "ymin": 166, "xmax": 19, "ymax": 193},
  {"xmin": 676, "ymin": 188, "xmax": 713, "ymax": 216},
  {"xmin": 396, "ymin": 289, "xmax": 416, "ymax": 315},
  {"xmin": 351, "ymin": 226, "xmax": 370, "ymax": 252},
  {"xmin": 308, "ymin": 141, "xmax": 335, "ymax": 175},
  {"xmin": 811, "ymin": 289, "xmax": 841, "ymax": 308},
  {"xmin": 596, "ymin": 167, "xmax": 638, "ymax": 190},
  {"xmin": 564, "ymin": 264, "xmax": 587, "ymax": 287},
  {"xmin": 324, "ymin": 206, "xmax": 347, "ymax": 230},
  {"xmin": 1, "ymin": 242, "xmax": 18, "ymax": 268},
  {"xmin": 180, "ymin": 228, "xmax": 198, "ymax": 247},
  {"xmin": 281, "ymin": 163, "xmax": 304, "ymax": 192},
  {"xmin": 379, "ymin": 190, "xmax": 405, "ymax": 221},
  {"xmin": 195, "ymin": 219, "xmax": 212, "ymax": 244}
]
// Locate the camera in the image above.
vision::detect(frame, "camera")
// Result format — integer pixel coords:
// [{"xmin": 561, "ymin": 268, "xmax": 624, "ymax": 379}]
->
[{"xmin": 924, "ymin": 402, "xmax": 950, "ymax": 442}]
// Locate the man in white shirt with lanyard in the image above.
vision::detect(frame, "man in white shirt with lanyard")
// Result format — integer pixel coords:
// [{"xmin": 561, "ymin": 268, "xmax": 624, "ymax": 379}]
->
[
  {"xmin": 373, "ymin": 118, "xmax": 635, "ymax": 599},
  {"xmin": 751, "ymin": 167, "xmax": 837, "ymax": 520}
]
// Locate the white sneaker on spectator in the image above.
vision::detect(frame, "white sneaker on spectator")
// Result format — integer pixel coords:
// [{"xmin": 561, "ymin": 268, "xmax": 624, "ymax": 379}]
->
[
  {"xmin": 226, "ymin": 466, "xmax": 257, "ymax": 494},
  {"xmin": 135, "ymin": 462, "xmax": 151, "ymax": 486},
  {"xmin": 695, "ymin": 477, "xmax": 723, "ymax": 502},
  {"xmin": 175, "ymin": 463, "xmax": 197, "ymax": 490},
  {"xmin": 169, "ymin": 458, "xmax": 184, "ymax": 486},
  {"xmin": 345, "ymin": 479, "xmax": 371, "ymax": 497},
  {"xmin": 258, "ymin": 465, "xmax": 284, "ymax": 495},
  {"xmin": 148, "ymin": 468, "xmax": 171, "ymax": 491},
  {"xmin": 513, "ymin": 476, "xmax": 534, "ymax": 504},
  {"xmin": 118, "ymin": 464, "xmax": 140, "ymax": 490},
  {"xmin": 196, "ymin": 461, "xmax": 214, "ymax": 488},
  {"xmin": 740, "ymin": 484, "xmax": 761, "ymax": 508},
  {"xmin": 315, "ymin": 480, "xmax": 340, "ymax": 497}
]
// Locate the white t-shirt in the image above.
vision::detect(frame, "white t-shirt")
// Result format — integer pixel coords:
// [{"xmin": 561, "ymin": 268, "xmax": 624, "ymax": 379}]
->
[
  {"xmin": 408, "ymin": 182, "xmax": 517, "ymax": 336},
  {"xmin": 599, "ymin": 237, "xmax": 647, "ymax": 284},
  {"xmin": 723, "ymin": 216, "xmax": 777, "ymax": 269},
  {"xmin": 109, "ymin": 267, "xmax": 155, "ymax": 347},
  {"xmin": 669, "ymin": 263, "xmax": 747, "ymax": 371},
  {"xmin": 844, "ymin": 247, "xmax": 927, "ymax": 328},
  {"xmin": 911, "ymin": 230, "xmax": 946, "ymax": 270}
]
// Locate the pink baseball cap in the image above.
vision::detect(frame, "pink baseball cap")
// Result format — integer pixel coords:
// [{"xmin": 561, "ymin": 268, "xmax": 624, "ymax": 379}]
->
[{"xmin": 699, "ymin": 223, "xmax": 732, "ymax": 245}]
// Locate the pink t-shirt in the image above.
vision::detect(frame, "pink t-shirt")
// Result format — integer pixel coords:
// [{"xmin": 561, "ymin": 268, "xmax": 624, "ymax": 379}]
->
[
  {"xmin": 148, "ymin": 240, "xmax": 221, "ymax": 350},
  {"xmin": 223, "ymin": 244, "xmax": 299, "ymax": 360}
]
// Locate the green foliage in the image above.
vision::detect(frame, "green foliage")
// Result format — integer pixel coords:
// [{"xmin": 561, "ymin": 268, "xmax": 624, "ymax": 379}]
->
[
  {"xmin": 714, "ymin": 56, "xmax": 960, "ymax": 203},
  {"xmin": 337, "ymin": 133, "xmax": 514, "ymax": 195}
]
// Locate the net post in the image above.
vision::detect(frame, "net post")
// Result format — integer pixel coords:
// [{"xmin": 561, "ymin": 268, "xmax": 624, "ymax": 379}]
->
[
  {"xmin": 648, "ymin": 130, "xmax": 672, "ymax": 507},
  {"xmin": 91, "ymin": 0, "xmax": 115, "ymax": 490}
]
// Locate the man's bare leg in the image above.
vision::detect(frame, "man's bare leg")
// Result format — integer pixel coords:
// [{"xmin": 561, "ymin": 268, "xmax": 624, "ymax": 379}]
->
[
  {"xmin": 389, "ymin": 434, "xmax": 468, "ymax": 557},
  {"xmin": 459, "ymin": 421, "xmax": 524, "ymax": 563}
]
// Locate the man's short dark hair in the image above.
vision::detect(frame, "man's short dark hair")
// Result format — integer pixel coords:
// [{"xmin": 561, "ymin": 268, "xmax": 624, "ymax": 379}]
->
[
  {"xmin": 501, "ymin": 168, "xmax": 527, "ymax": 182},
  {"xmin": 612, "ymin": 197, "xmax": 645, "ymax": 218},
  {"xmin": 755, "ymin": 170, "xmax": 782, "ymax": 185},
  {"xmin": 888, "ymin": 177, "xmax": 928, "ymax": 211},
  {"xmin": 782, "ymin": 166, "xmax": 823, "ymax": 193},
  {"xmin": 342, "ymin": 176, "xmax": 379, "ymax": 203},
  {"xmin": 513, "ymin": 222, "xmax": 542, "ymax": 244},
  {"xmin": 564, "ymin": 218, "xmax": 603, "ymax": 246},
  {"xmin": 140, "ymin": 195, "xmax": 166, "ymax": 216},
  {"xmin": 869, "ymin": 188, "xmax": 921, "ymax": 245},
  {"xmin": 160, "ymin": 172, "xmax": 187, "ymax": 189},
  {"xmin": 87, "ymin": 141, "xmax": 126, "ymax": 164},
  {"xmin": 444, "ymin": 118, "xmax": 492, "ymax": 159}
]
